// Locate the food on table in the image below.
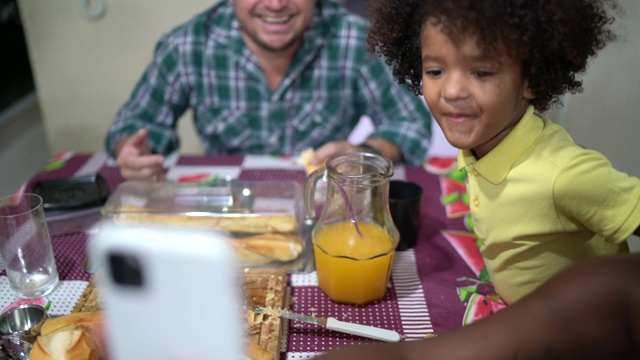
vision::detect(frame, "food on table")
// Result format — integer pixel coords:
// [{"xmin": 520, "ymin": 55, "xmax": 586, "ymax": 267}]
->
[
  {"xmin": 244, "ymin": 340, "xmax": 274, "ymax": 360},
  {"xmin": 242, "ymin": 268, "xmax": 287, "ymax": 359},
  {"xmin": 29, "ymin": 311, "xmax": 105, "ymax": 360},
  {"xmin": 233, "ymin": 233, "xmax": 302, "ymax": 262},
  {"xmin": 243, "ymin": 309, "xmax": 281, "ymax": 360},
  {"xmin": 113, "ymin": 205, "xmax": 298, "ymax": 233},
  {"xmin": 42, "ymin": 268, "xmax": 287, "ymax": 360},
  {"xmin": 245, "ymin": 307, "xmax": 281, "ymax": 326},
  {"xmin": 298, "ymin": 148, "xmax": 323, "ymax": 174},
  {"xmin": 110, "ymin": 205, "xmax": 303, "ymax": 265},
  {"xmin": 314, "ymin": 221, "xmax": 395, "ymax": 305},
  {"xmin": 30, "ymin": 309, "xmax": 278, "ymax": 360},
  {"xmin": 72, "ymin": 278, "xmax": 100, "ymax": 313}
]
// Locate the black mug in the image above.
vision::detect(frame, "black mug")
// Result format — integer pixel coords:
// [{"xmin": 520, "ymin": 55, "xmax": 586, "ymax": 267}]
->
[{"xmin": 388, "ymin": 180, "xmax": 423, "ymax": 251}]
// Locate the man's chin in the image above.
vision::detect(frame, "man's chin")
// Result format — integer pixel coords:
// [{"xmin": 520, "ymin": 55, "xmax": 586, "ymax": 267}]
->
[{"xmin": 255, "ymin": 36, "xmax": 301, "ymax": 53}]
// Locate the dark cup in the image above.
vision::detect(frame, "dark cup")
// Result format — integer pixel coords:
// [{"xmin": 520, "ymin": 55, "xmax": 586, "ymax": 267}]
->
[{"xmin": 389, "ymin": 180, "xmax": 423, "ymax": 251}]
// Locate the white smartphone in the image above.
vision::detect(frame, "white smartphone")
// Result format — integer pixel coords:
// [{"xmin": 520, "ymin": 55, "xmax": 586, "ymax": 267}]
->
[{"xmin": 89, "ymin": 222, "xmax": 243, "ymax": 360}]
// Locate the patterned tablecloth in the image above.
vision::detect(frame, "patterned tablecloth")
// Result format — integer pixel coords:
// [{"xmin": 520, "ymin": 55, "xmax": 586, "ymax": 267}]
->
[{"xmin": 0, "ymin": 152, "xmax": 491, "ymax": 359}]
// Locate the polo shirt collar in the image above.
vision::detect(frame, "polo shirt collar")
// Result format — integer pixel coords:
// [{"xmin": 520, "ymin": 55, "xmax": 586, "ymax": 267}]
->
[{"xmin": 458, "ymin": 105, "xmax": 542, "ymax": 184}]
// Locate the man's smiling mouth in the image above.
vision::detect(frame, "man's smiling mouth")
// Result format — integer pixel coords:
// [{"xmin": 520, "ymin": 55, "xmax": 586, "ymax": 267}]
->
[{"xmin": 261, "ymin": 16, "xmax": 291, "ymax": 24}]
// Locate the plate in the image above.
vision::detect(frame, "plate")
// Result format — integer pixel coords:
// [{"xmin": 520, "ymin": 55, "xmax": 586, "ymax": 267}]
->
[{"xmin": 32, "ymin": 174, "xmax": 110, "ymax": 211}]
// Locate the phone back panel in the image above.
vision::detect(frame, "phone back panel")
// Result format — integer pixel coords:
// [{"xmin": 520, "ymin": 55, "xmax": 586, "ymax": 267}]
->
[{"xmin": 90, "ymin": 222, "xmax": 243, "ymax": 360}]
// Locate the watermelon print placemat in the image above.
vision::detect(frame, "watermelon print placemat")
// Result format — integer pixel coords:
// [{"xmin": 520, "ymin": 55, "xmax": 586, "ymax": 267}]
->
[{"xmin": 424, "ymin": 157, "xmax": 506, "ymax": 325}]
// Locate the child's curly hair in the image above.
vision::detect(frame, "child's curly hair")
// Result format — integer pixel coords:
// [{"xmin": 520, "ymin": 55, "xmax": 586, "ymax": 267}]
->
[{"xmin": 366, "ymin": 0, "xmax": 619, "ymax": 112}]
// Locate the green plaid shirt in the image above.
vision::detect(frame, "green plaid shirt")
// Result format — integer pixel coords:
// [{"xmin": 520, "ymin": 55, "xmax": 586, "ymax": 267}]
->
[{"xmin": 105, "ymin": 0, "xmax": 432, "ymax": 165}]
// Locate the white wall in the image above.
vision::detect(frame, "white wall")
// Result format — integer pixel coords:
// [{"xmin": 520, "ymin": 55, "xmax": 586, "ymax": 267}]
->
[
  {"xmin": 534, "ymin": 0, "xmax": 640, "ymax": 251},
  {"xmin": 552, "ymin": 0, "xmax": 639, "ymax": 177},
  {"xmin": 17, "ymin": 0, "xmax": 218, "ymax": 155}
]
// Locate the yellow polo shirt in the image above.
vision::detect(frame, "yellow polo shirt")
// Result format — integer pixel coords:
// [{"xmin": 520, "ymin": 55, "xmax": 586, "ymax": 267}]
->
[{"xmin": 458, "ymin": 106, "xmax": 640, "ymax": 304}]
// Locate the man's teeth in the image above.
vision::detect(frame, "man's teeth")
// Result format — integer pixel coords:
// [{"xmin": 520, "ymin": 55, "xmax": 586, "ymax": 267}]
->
[{"xmin": 262, "ymin": 16, "xmax": 289, "ymax": 24}]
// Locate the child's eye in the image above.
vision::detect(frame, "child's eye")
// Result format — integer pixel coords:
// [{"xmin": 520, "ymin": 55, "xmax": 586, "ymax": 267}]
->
[
  {"xmin": 424, "ymin": 69, "xmax": 443, "ymax": 77},
  {"xmin": 473, "ymin": 71, "xmax": 494, "ymax": 78}
]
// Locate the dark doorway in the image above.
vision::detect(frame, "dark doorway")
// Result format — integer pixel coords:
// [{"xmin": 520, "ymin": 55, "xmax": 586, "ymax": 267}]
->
[{"xmin": 0, "ymin": 0, "xmax": 35, "ymax": 113}]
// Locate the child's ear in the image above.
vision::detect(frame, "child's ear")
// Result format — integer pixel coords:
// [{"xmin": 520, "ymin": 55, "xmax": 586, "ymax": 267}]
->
[{"xmin": 523, "ymin": 81, "xmax": 535, "ymax": 100}]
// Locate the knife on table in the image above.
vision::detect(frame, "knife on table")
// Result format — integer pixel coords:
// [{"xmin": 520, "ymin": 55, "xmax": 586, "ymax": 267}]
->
[{"xmin": 253, "ymin": 307, "xmax": 401, "ymax": 342}]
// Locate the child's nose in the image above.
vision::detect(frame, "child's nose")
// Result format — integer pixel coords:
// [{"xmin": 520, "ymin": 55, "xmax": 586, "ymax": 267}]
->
[{"xmin": 441, "ymin": 74, "xmax": 471, "ymax": 101}]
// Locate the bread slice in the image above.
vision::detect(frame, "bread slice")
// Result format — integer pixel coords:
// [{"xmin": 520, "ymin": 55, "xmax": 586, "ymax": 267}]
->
[
  {"xmin": 232, "ymin": 233, "xmax": 302, "ymax": 262},
  {"xmin": 245, "ymin": 340, "xmax": 274, "ymax": 360},
  {"xmin": 112, "ymin": 205, "xmax": 298, "ymax": 233},
  {"xmin": 40, "ymin": 312, "xmax": 103, "ymax": 336},
  {"xmin": 30, "ymin": 312, "xmax": 103, "ymax": 360},
  {"xmin": 30, "ymin": 328, "xmax": 98, "ymax": 360}
]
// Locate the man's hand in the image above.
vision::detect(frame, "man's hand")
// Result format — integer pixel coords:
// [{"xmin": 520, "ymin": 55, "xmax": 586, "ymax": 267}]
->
[
  {"xmin": 312, "ymin": 141, "xmax": 360, "ymax": 168},
  {"xmin": 115, "ymin": 129, "xmax": 165, "ymax": 181},
  {"xmin": 312, "ymin": 139, "xmax": 402, "ymax": 168}
]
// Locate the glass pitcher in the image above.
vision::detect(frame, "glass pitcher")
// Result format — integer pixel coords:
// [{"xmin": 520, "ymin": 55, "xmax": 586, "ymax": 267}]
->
[{"xmin": 304, "ymin": 152, "xmax": 399, "ymax": 305}]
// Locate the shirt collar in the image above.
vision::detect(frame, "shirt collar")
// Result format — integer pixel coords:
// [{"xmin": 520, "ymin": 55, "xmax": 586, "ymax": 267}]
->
[{"xmin": 458, "ymin": 105, "xmax": 543, "ymax": 184}]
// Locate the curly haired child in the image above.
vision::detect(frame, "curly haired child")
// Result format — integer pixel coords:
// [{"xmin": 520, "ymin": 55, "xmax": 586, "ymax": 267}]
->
[{"xmin": 366, "ymin": 0, "xmax": 640, "ymax": 304}]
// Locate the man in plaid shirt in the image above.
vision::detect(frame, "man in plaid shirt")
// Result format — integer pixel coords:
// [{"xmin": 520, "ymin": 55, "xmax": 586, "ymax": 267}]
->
[{"xmin": 106, "ymin": 0, "xmax": 433, "ymax": 180}]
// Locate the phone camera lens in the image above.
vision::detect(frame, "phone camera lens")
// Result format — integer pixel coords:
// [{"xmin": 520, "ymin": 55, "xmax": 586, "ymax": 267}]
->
[{"xmin": 109, "ymin": 252, "xmax": 144, "ymax": 287}]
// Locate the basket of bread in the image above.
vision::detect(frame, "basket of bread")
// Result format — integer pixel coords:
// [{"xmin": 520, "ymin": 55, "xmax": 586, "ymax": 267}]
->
[{"xmin": 101, "ymin": 180, "xmax": 312, "ymax": 273}]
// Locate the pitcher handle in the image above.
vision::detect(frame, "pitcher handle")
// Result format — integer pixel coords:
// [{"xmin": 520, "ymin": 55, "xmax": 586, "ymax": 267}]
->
[{"xmin": 304, "ymin": 167, "xmax": 326, "ymax": 222}]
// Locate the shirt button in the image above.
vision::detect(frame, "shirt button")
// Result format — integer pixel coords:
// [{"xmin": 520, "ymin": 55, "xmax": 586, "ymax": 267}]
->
[
  {"xmin": 269, "ymin": 134, "xmax": 278, "ymax": 145},
  {"xmin": 473, "ymin": 197, "xmax": 480, "ymax": 208},
  {"xmin": 313, "ymin": 115, "xmax": 323, "ymax": 124}
]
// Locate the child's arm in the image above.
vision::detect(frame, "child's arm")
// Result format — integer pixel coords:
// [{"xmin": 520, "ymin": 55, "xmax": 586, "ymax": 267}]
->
[{"xmin": 316, "ymin": 253, "xmax": 640, "ymax": 360}]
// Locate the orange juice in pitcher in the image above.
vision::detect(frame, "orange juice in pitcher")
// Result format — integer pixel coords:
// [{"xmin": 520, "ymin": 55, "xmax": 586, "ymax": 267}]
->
[
  {"xmin": 314, "ymin": 221, "xmax": 395, "ymax": 304},
  {"xmin": 304, "ymin": 152, "xmax": 399, "ymax": 305}
]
